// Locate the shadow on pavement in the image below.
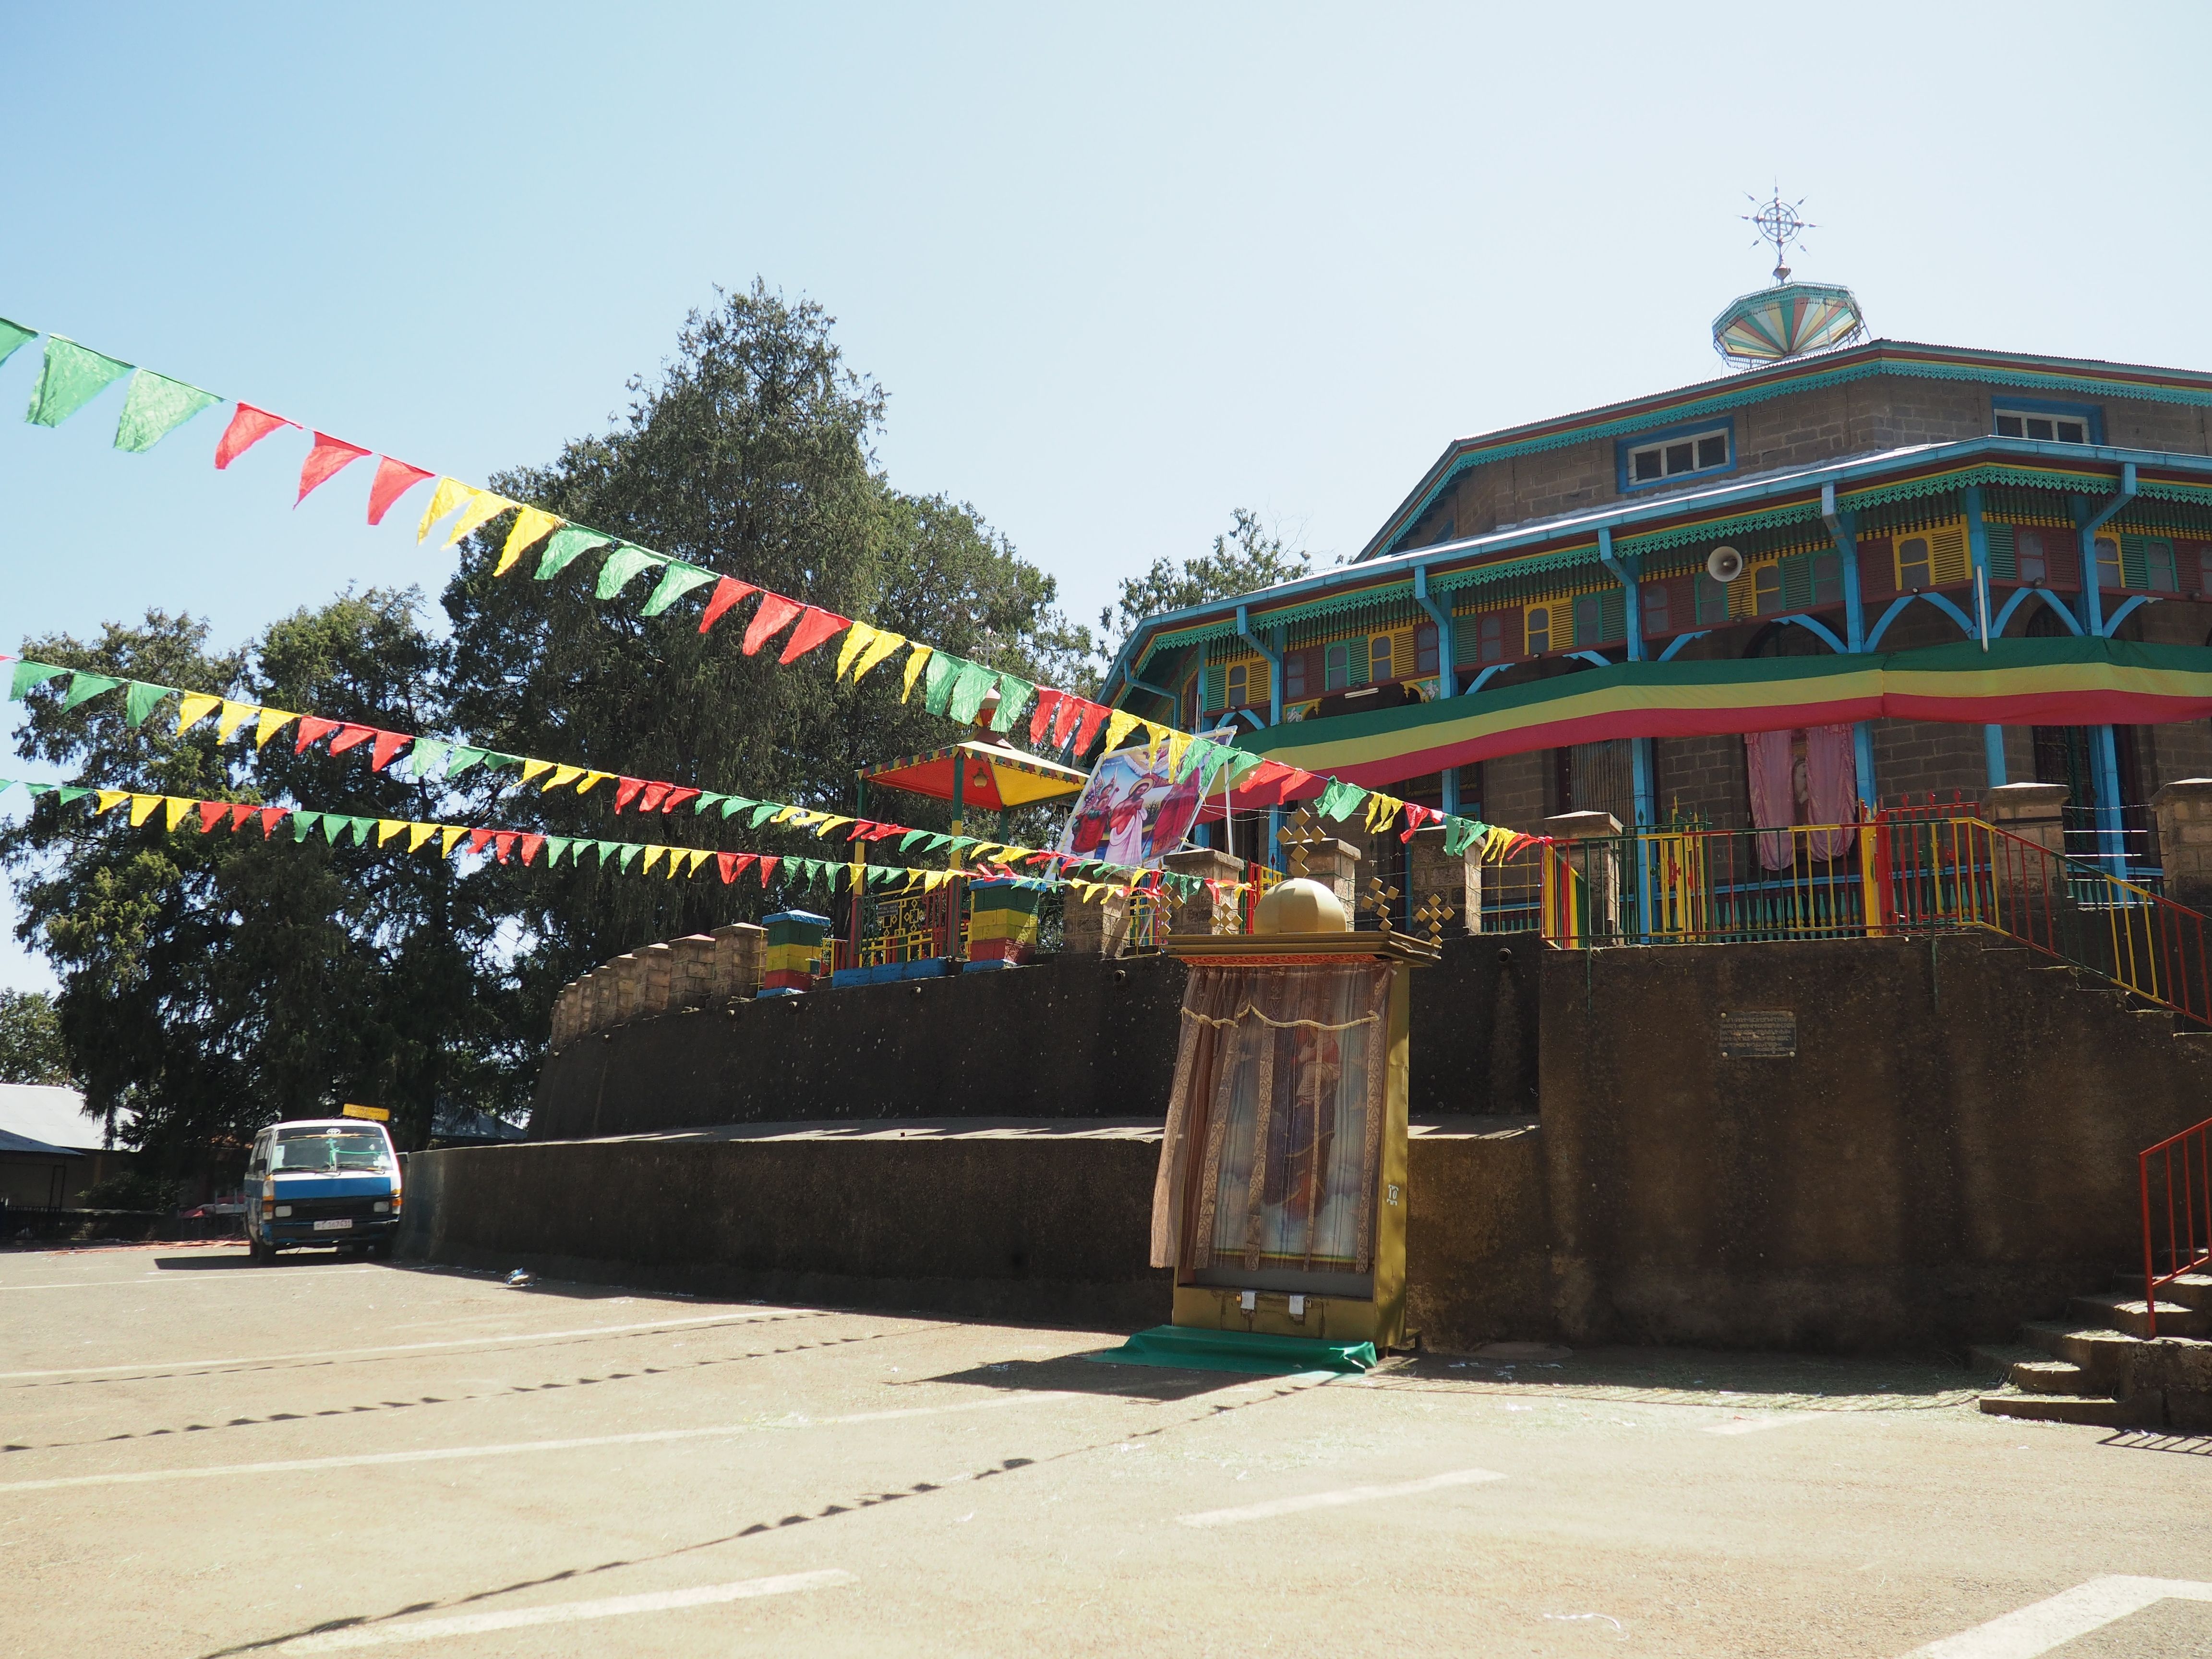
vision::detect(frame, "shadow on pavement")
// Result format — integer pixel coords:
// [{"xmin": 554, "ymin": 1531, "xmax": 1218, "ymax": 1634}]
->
[{"xmin": 923, "ymin": 1352, "xmax": 1258, "ymax": 1401}]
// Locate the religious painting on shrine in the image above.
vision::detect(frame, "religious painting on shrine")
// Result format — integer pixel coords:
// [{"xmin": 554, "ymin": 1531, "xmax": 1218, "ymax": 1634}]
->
[{"xmin": 1054, "ymin": 743, "xmax": 1210, "ymax": 867}]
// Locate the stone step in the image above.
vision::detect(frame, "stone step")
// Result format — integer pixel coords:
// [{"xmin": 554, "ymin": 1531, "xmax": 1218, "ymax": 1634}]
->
[
  {"xmin": 2109, "ymin": 1272, "xmax": 2212, "ymax": 1312},
  {"xmin": 2068, "ymin": 1291, "xmax": 2209, "ymax": 1340},
  {"xmin": 1977, "ymin": 1388, "xmax": 2161, "ymax": 1428},
  {"xmin": 2019, "ymin": 1321, "xmax": 2144, "ymax": 1390},
  {"xmin": 1969, "ymin": 1343, "xmax": 2092, "ymax": 1395}
]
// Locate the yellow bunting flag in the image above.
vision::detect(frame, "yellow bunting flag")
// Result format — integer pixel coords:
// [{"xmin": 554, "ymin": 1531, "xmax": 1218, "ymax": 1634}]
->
[
  {"xmin": 254, "ymin": 708, "xmax": 298, "ymax": 748},
  {"xmin": 216, "ymin": 700, "xmax": 257, "ymax": 742},
  {"xmin": 1364, "ymin": 793, "xmax": 1403, "ymax": 835},
  {"xmin": 687, "ymin": 848, "xmax": 712, "ymax": 876},
  {"xmin": 495, "ymin": 507, "xmax": 562, "ymax": 576},
  {"xmin": 415, "ymin": 477, "xmax": 470, "ymax": 543},
  {"xmin": 640, "ymin": 844, "xmax": 666, "ymax": 874},
  {"xmin": 577, "ymin": 771, "xmax": 610, "ymax": 794},
  {"xmin": 519, "ymin": 758, "xmax": 552, "ymax": 786},
  {"xmin": 853, "ymin": 627, "xmax": 905, "ymax": 682},
  {"xmin": 923, "ymin": 871, "xmax": 949, "ymax": 891},
  {"xmin": 1103, "ymin": 710, "xmax": 1141, "ymax": 752},
  {"xmin": 836, "ymin": 622, "xmax": 878, "ymax": 681},
  {"xmin": 407, "ymin": 823, "xmax": 436, "ymax": 853},
  {"xmin": 811, "ymin": 816, "xmax": 852, "ymax": 838},
  {"xmin": 443, "ymin": 486, "xmax": 516, "ymax": 550},
  {"xmin": 545, "ymin": 764, "xmax": 582, "ymax": 791},
  {"xmin": 439, "ymin": 825, "xmax": 466, "ymax": 856},
  {"xmin": 127, "ymin": 794, "xmax": 159, "ymax": 827},
  {"xmin": 163, "ymin": 797, "xmax": 192, "ymax": 831},
  {"xmin": 96, "ymin": 790, "xmax": 129, "ymax": 814},
  {"xmin": 376, "ymin": 819, "xmax": 407, "ymax": 846},
  {"xmin": 901, "ymin": 644, "xmax": 933, "ymax": 702},
  {"xmin": 1165, "ymin": 733, "xmax": 1189, "ymax": 776},
  {"xmin": 772, "ymin": 806, "xmax": 802, "ymax": 825},
  {"xmin": 176, "ymin": 693, "xmax": 221, "ymax": 735}
]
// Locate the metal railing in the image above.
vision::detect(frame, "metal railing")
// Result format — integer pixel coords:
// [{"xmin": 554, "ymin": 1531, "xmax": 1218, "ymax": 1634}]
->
[
  {"xmin": 2141, "ymin": 1116, "xmax": 2212, "ymax": 1338},
  {"xmin": 1531, "ymin": 813, "xmax": 2212, "ymax": 1029}
]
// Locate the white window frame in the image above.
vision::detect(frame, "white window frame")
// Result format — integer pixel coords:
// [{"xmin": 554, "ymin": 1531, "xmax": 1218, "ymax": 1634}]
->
[
  {"xmin": 1995, "ymin": 408, "xmax": 2091, "ymax": 445},
  {"xmin": 1626, "ymin": 427, "xmax": 1730, "ymax": 485}
]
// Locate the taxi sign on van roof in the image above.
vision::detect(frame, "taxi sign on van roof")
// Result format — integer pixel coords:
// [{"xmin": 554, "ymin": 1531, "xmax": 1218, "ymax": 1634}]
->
[{"xmin": 340, "ymin": 1103, "xmax": 390, "ymax": 1122}]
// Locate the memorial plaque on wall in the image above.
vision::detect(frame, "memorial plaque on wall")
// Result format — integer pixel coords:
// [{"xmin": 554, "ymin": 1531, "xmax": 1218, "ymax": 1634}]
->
[{"xmin": 1719, "ymin": 1010, "xmax": 1796, "ymax": 1058}]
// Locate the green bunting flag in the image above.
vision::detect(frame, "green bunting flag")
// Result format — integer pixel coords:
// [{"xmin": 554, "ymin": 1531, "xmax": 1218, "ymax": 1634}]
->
[
  {"xmin": 292, "ymin": 812, "xmax": 320, "ymax": 842},
  {"xmin": 113, "ymin": 371, "xmax": 220, "ymax": 453},
  {"xmin": 748, "ymin": 801, "xmax": 778, "ymax": 827},
  {"xmin": 690, "ymin": 792, "xmax": 724, "ymax": 814},
  {"xmin": 1317, "ymin": 779, "xmax": 1366, "ymax": 822},
  {"xmin": 61, "ymin": 672, "xmax": 121, "ymax": 711},
  {"xmin": 988, "ymin": 673, "xmax": 1034, "ymax": 734},
  {"xmin": 920, "ymin": 651, "xmax": 959, "ymax": 716},
  {"xmin": 718, "ymin": 796, "xmax": 755, "ymax": 817},
  {"xmin": 899, "ymin": 830, "xmax": 926, "ymax": 852},
  {"xmin": 481, "ymin": 752, "xmax": 521, "ymax": 772},
  {"xmin": 350, "ymin": 816, "xmax": 375, "ymax": 844},
  {"xmin": 0, "ymin": 317, "xmax": 34, "ymax": 370},
  {"xmin": 410, "ymin": 738, "xmax": 449, "ymax": 780},
  {"xmin": 26, "ymin": 337, "xmax": 132, "ymax": 428},
  {"xmin": 444, "ymin": 746, "xmax": 487, "ymax": 779},
  {"xmin": 617, "ymin": 844, "xmax": 642, "ymax": 871},
  {"xmin": 638, "ymin": 562, "xmax": 717, "ymax": 618},
  {"xmin": 944, "ymin": 660, "xmax": 996, "ymax": 724},
  {"xmin": 594, "ymin": 545, "xmax": 661, "ymax": 600},
  {"xmin": 125, "ymin": 682, "xmax": 172, "ymax": 727},
  {"xmin": 535, "ymin": 525, "xmax": 608, "ymax": 580},
  {"xmin": 322, "ymin": 815, "xmax": 348, "ymax": 845},
  {"xmin": 56, "ymin": 786, "xmax": 90, "ymax": 805},
  {"xmin": 1444, "ymin": 819, "xmax": 1482, "ymax": 857},
  {"xmin": 544, "ymin": 836, "xmax": 571, "ymax": 865},
  {"xmin": 9, "ymin": 661, "xmax": 65, "ymax": 699}
]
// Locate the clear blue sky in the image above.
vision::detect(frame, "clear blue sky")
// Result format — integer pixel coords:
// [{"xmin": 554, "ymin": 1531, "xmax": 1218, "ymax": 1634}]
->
[{"xmin": 2, "ymin": 2, "xmax": 2209, "ymax": 990}]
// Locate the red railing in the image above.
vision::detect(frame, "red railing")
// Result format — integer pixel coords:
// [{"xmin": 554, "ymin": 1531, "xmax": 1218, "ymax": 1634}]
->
[{"xmin": 2141, "ymin": 1115, "xmax": 2212, "ymax": 1338}]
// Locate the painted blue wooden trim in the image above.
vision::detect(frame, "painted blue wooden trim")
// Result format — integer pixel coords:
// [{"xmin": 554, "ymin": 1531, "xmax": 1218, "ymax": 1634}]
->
[
  {"xmin": 1236, "ymin": 708, "xmax": 1266, "ymax": 731},
  {"xmin": 1567, "ymin": 650, "xmax": 1613, "ymax": 668},
  {"xmin": 1597, "ymin": 530, "xmax": 1644, "ymax": 664},
  {"xmin": 1614, "ymin": 414, "xmax": 1738, "ymax": 494},
  {"xmin": 1823, "ymin": 485, "xmax": 1865, "ymax": 651},
  {"xmin": 1780, "ymin": 613, "xmax": 1848, "ymax": 654},
  {"xmin": 1657, "ymin": 630, "xmax": 1710, "ymax": 662},
  {"xmin": 1864, "ymin": 592, "xmax": 1976, "ymax": 651},
  {"xmin": 1235, "ymin": 605, "xmax": 1284, "ymax": 727},
  {"xmin": 2101, "ymin": 593, "xmax": 2157, "ymax": 635},
  {"xmin": 1466, "ymin": 662, "xmax": 1518, "ymax": 693},
  {"xmin": 1853, "ymin": 723, "xmax": 1877, "ymax": 813},
  {"xmin": 1410, "ymin": 568, "xmax": 1454, "ymax": 697},
  {"xmin": 1984, "ymin": 724, "xmax": 2008, "ymax": 788},
  {"xmin": 1991, "ymin": 585, "xmax": 2086, "ymax": 637},
  {"xmin": 2073, "ymin": 462, "xmax": 2139, "ymax": 638}
]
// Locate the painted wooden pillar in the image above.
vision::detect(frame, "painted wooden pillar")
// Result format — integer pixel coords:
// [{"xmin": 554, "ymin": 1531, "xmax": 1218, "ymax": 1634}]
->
[
  {"xmin": 1827, "ymin": 490, "xmax": 1878, "ymax": 813},
  {"xmin": 1963, "ymin": 487, "xmax": 2007, "ymax": 789}
]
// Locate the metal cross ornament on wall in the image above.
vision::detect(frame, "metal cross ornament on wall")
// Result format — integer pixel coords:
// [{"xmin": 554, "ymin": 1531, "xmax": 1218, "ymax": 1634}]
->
[
  {"xmin": 1275, "ymin": 808, "xmax": 1332, "ymax": 880},
  {"xmin": 1413, "ymin": 894, "xmax": 1456, "ymax": 945},
  {"xmin": 1360, "ymin": 877, "xmax": 1401, "ymax": 928}
]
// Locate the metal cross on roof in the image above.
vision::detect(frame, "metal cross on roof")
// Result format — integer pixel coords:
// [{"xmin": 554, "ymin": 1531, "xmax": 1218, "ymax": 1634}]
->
[
  {"xmin": 1743, "ymin": 185, "xmax": 1813, "ymax": 285},
  {"xmin": 1413, "ymin": 894, "xmax": 1456, "ymax": 945}
]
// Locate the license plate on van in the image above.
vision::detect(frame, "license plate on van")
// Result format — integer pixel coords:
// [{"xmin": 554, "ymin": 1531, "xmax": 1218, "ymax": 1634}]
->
[{"xmin": 313, "ymin": 1218, "xmax": 354, "ymax": 1231}]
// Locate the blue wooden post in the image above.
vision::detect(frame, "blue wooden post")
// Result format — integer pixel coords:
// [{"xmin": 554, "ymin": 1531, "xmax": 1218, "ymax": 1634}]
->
[
  {"xmin": 1824, "ymin": 484, "xmax": 1878, "ymax": 813},
  {"xmin": 1964, "ymin": 486, "xmax": 2007, "ymax": 789}
]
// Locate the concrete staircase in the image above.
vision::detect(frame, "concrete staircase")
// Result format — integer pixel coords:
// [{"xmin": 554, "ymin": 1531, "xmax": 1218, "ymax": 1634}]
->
[{"xmin": 1974, "ymin": 1272, "xmax": 2212, "ymax": 1429}]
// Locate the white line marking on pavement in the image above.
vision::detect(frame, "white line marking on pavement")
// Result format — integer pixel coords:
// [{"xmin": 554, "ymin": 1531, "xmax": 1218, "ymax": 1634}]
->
[
  {"xmin": 0, "ymin": 1392, "xmax": 1080, "ymax": 1492},
  {"xmin": 1178, "ymin": 1467, "xmax": 1504, "ymax": 1527},
  {"xmin": 1898, "ymin": 1575, "xmax": 2212, "ymax": 1658},
  {"xmin": 273, "ymin": 1569, "xmax": 852, "ymax": 1651},
  {"xmin": 0, "ymin": 1308, "xmax": 804, "ymax": 1380},
  {"xmin": 0, "ymin": 1269, "xmax": 383, "ymax": 1291}
]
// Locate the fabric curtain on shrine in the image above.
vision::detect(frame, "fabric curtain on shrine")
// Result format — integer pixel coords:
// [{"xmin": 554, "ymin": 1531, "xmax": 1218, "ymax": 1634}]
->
[
  {"xmin": 1744, "ymin": 728, "xmax": 1797, "ymax": 872},
  {"xmin": 1149, "ymin": 961, "xmax": 1391, "ymax": 1277},
  {"xmin": 1802, "ymin": 723, "xmax": 1859, "ymax": 860}
]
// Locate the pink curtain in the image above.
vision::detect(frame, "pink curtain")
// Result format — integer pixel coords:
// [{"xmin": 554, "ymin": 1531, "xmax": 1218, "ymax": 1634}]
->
[
  {"xmin": 1803, "ymin": 724, "xmax": 1860, "ymax": 861},
  {"xmin": 1744, "ymin": 729, "xmax": 1795, "ymax": 871}
]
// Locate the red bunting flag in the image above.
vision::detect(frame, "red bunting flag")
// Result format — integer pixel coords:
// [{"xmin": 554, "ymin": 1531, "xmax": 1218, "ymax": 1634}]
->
[
  {"xmin": 865, "ymin": 823, "xmax": 905, "ymax": 841},
  {"xmin": 1028, "ymin": 688, "xmax": 1063, "ymax": 746},
  {"xmin": 1399, "ymin": 803, "xmax": 1434, "ymax": 842},
  {"xmin": 369, "ymin": 731, "xmax": 409, "ymax": 772},
  {"xmin": 661, "ymin": 787, "xmax": 700, "ymax": 813},
  {"xmin": 741, "ymin": 594, "xmax": 804, "ymax": 656},
  {"xmin": 1067, "ymin": 700, "xmax": 1108, "ymax": 757},
  {"xmin": 366, "ymin": 457, "xmax": 434, "ymax": 526},
  {"xmin": 717, "ymin": 851, "xmax": 757, "ymax": 884},
  {"xmin": 777, "ymin": 606, "xmax": 848, "ymax": 664},
  {"xmin": 612, "ymin": 777, "xmax": 647, "ymax": 813},
  {"xmin": 1052, "ymin": 695, "xmax": 1087, "ymax": 747},
  {"xmin": 196, "ymin": 800, "xmax": 228, "ymax": 833},
  {"xmin": 519, "ymin": 833, "xmax": 544, "ymax": 866},
  {"xmin": 466, "ymin": 829, "xmax": 496, "ymax": 855},
  {"xmin": 214, "ymin": 403, "xmax": 297, "ymax": 469},
  {"xmin": 636, "ymin": 781, "xmax": 669, "ymax": 813},
  {"xmin": 228, "ymin": 802, "xmax": 255, "ymax": 831},
  {"xmin": 755, "ymin": 854, "xmax": 780, "ymax": 886},
  {"xmin": 296, "ymin": 433, "xmax": 369, "ymax": 504},
  {"xmin": 698, "ymin": 577, "xmax": 757, "ymax": 635},
  {"xmin": 294, "ymin": 716, "xmax": 341, "ymax": 752},
  {"xmin": 258, "ymin": 806, "xmax": 288, "ymax": 837},
  {"xmin": 328, "ymin": 724, "xmax": 375, "ymax": 756},
  {"xmin": 493, "ymin": 832, "xmax": 517, "ymax": 863}
]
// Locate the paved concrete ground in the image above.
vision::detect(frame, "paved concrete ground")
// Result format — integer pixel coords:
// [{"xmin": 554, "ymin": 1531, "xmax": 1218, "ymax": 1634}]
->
[{"xmin": 4, "ymin": 1243, "xmax": 2211, "ymax": 1658}]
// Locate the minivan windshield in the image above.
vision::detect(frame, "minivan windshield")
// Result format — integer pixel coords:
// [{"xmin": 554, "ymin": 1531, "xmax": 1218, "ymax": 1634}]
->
[{"xmin": 271, "ymin": 1128, "xmax": 393, "ymax": 1174}]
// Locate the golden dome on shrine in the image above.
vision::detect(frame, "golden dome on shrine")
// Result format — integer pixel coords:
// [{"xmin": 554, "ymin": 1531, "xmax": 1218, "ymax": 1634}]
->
[{"xmin": 1254, "ymin": 878, "xmax": 1348, "ymax": 935}]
